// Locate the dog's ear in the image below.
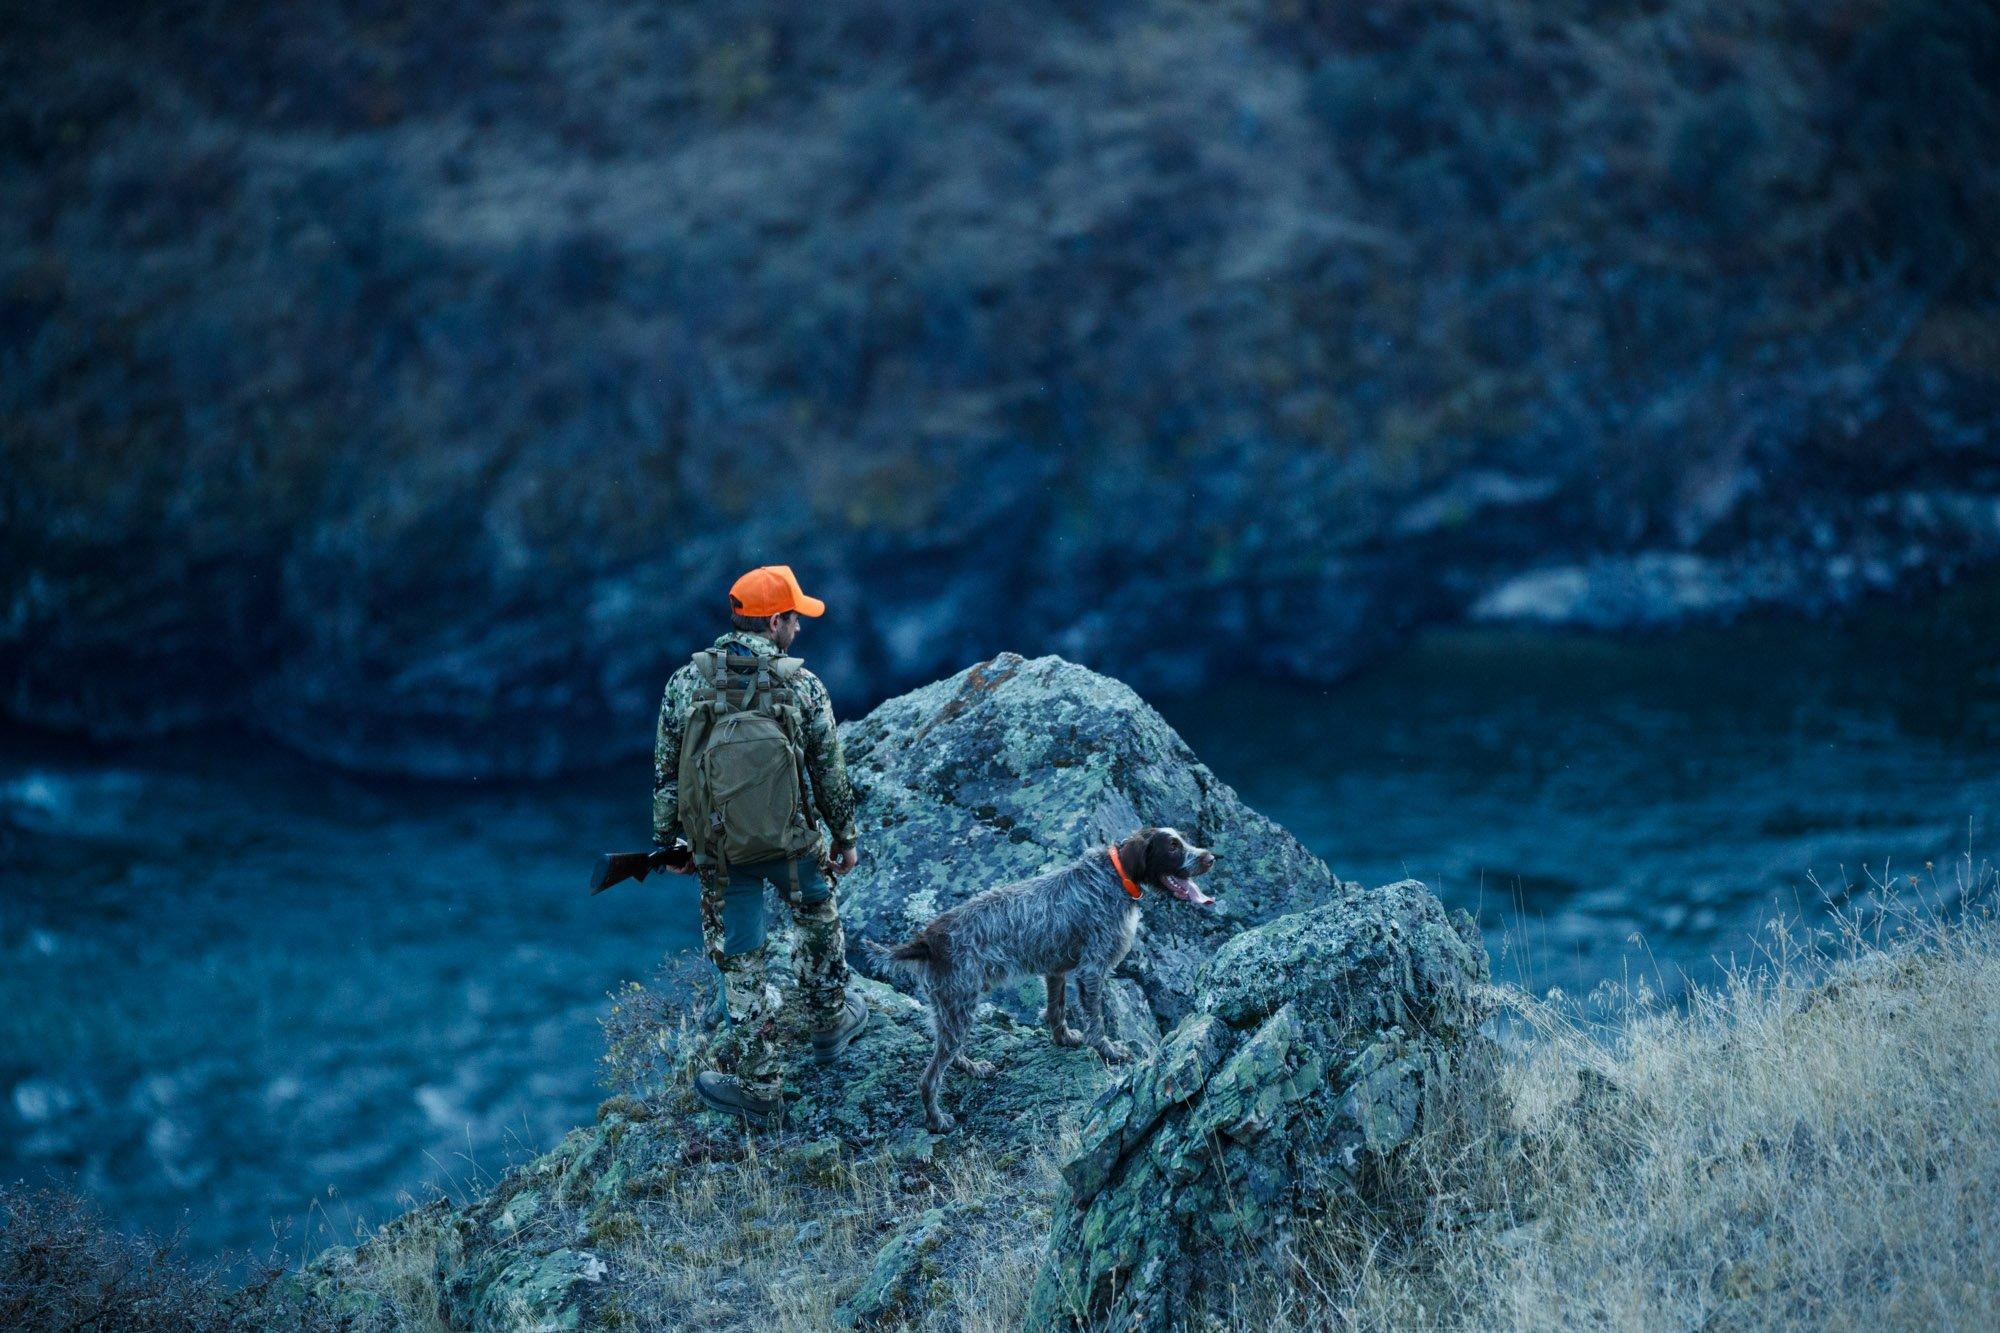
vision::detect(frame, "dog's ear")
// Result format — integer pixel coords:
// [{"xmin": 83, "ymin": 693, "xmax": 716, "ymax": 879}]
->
[{"xmin": 1118, "ymin": 828, "xmax": 1154, "ymax": 880}]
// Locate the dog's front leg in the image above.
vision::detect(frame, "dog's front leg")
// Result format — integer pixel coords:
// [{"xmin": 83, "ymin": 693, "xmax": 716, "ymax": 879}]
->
[
  {"xmin": 1044, "ymin": 973, "xmax": 1084, "ymax": 1047},
  {"xmin": 1074, "ymin": 970, "xmax": 1133, "ymax": 1064}
]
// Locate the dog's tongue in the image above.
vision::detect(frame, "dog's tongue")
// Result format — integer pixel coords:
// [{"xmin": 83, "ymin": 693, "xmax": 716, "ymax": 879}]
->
[{"xmin": 1162, "ymin": 874, "xmax": 1215, "ymax": 907}]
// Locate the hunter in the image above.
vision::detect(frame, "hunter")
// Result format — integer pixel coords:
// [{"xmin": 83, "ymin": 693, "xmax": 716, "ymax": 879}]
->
[{"xmin": 652, "ymin": 565, "xmax": 868, "ymax": 1127}]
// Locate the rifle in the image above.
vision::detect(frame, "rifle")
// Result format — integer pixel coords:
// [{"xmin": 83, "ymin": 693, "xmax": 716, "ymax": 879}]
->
[{"xmin": 589, "ymin": 844, "xmax": 693, "ymax": 895}]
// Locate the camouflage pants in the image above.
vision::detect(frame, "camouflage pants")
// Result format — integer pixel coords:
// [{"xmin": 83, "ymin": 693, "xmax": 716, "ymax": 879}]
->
[{"xmin": 698, "ymin": 856, "xmax": 848, "ymax": 1097}]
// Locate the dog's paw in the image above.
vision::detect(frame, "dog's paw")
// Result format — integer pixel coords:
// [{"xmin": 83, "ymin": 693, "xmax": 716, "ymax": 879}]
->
[
  {"xmin": 927, "ymin": 1110, "xmax": 957, "ymax": 1133},
  {"xmin": 958, "ymin": 1058, "xmax": 998, "ymax": 1079},
  {"xmin": 1095, "ymin": 1041, "xmax": 1134, "ymax": 1065},
  {"xmin": 1051, "ymin": 1025, "xmax": 1085, "ymax": 1047}
]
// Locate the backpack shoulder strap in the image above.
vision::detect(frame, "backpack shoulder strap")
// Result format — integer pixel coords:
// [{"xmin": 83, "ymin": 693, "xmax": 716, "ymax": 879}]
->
[
  {"xmin": 704, "ymin": 648, "xmax": 764, "ymax": 712},
  {"xmin": 766, "ymin": 656, "xmax": 809, "ymax": 709}
]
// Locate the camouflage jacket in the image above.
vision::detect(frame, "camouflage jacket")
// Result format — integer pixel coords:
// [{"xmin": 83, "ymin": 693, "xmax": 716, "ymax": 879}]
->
[{"xmin": 652, "ymin": 631, "xmax": 859, "ymax": 853}]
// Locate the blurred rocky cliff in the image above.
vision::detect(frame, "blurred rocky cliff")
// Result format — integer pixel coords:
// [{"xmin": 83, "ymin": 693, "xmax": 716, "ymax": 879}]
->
[{"xmin": 5, "ymin": 0, "xmax": 1997, "ymax": 775}]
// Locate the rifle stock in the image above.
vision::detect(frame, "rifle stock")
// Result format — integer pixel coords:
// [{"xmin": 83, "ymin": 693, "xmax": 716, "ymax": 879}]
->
[{"xmin": 589, "ymin": 845, "xmax": 692, "ymax": 895}]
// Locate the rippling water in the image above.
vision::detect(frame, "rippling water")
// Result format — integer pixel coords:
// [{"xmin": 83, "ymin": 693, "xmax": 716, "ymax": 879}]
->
[
  {"xmin": 1165, "ymin": 589, "xmax": 2000, "ymax": 1003},
  {"xmin": 0, "ymin": 747, "xmax": 683, "ymax": 1269},
  {"xmin": 3, "ymin": 586, "xmax": 1996, "ymax": 1268}
]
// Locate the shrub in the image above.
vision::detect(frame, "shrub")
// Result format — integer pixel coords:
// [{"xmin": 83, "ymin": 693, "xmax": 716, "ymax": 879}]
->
[{"xmin": 0, "ymin": 1182, "xmax": 314, "ymax": 1331}]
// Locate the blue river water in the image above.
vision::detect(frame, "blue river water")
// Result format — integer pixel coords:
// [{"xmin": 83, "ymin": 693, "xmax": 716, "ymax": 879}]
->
[{"xmin": 2, "ymin": 589, "xmax": 1996, "ymax": 1268}]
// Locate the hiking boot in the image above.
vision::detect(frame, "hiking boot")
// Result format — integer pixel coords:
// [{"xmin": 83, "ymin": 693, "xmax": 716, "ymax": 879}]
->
[
  {"xmin": 811, "ymin": 990, "xmax": 869, "ymax": 1064},
  {"xmin": 694, "ymin": 1071, "xmax": 783, "ymax": 1129}
]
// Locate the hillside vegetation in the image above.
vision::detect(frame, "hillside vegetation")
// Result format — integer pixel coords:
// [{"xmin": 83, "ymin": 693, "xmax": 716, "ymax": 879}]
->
[
  {"xmin": 7, "ymin": 868, "xmax": 1993, "ymax": 1328},
  {"xmin": 6, "ymin": 0, "xmax": 1999, "ymax": 774},
  {"xmin": 1295, "ymin": 871, "xmax": 2000, "ymax": 1330},
  {"xmin": 244, "ymin": 866, "xmax": 2000, "ymax": 1330}
]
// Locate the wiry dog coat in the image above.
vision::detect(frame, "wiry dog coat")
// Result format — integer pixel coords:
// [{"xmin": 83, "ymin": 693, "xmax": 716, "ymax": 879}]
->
[{"xmin": 870, "ymin": 826, "xmax": 1216, "ymax": 1132}]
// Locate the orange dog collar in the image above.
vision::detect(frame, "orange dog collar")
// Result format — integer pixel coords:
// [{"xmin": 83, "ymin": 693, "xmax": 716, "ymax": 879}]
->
[{"xmin": 1107, "ymin": 844, "xmax": 1143, "ymax": 900}]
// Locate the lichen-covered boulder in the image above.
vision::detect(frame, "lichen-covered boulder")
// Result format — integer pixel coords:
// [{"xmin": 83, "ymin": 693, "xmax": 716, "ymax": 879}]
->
[
  {"xmin": 1027, "ymin": 880, "xmax": 1494, "ymax": 1331},
  {"xmin": 833, "ymin": 1197, "xmax": 1001, "ymax": 1328},
  {"xmin": 458, "ymin": 1247, "xmax": 610, "ymax": 1331},
  {"xmin": 838, "ymin": 653, "xmax": 1335, "ymax": 1026}
]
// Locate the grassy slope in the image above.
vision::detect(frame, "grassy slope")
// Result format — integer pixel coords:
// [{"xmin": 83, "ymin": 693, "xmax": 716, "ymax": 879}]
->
[
  {"xmin": 300, "ymin": 867, "xmax": 1999, "ymax": 1330},
  {"xmin": 7, "ymin": 871, "xmax": 1991, "ymax": 1328},
  {"xmin": 1297, "ymin": 869, "xmax": 2000, "ymax": 1331}
]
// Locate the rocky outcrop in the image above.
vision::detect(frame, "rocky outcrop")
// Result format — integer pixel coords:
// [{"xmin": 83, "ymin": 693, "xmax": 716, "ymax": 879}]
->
[
  {"xmin": 292, "ymin": 973, "xmax": 1115, "ymax": 1330},
  {"xmin": 1028, "ymin": 879, "xmax": 1495, "ymax": 1331},
  {"xmin": 837, "ymin": 653, "xmax": 1335, "ymax": 1027},
  {"xmin": 286, "ymin": 663, "xmax": 1494, "ymax": 1331}
]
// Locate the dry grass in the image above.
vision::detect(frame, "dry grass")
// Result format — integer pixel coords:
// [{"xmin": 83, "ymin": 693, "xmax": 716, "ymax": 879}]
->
[
  {"xmin": 1247, "ymin": 856, "xmax": 2000, "ymax": 1332},
  {"xmin": 362, "ymin": 1209, "xmax": 459, "ymax": 1333},
  {"xmin": 594, "ymin": 1125, "xmax": 1066, "ymax": 1331},
  {"xmin": 302, "ymin": 860, "xmax": 1999, "ymax": 1331},
  {"xmin": 599, "ymin": 975, "xmax": 1064, "ymax": 1330},
  {"xmin": 608, "ymin": 858, "xmax": 2000, "ymax": 1332}
]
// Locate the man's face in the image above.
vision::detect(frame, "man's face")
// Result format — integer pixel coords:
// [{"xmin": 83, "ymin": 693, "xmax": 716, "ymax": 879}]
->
[{"xmin": 770, "ymin": 611, "xmax": 801, "ymax": 650}]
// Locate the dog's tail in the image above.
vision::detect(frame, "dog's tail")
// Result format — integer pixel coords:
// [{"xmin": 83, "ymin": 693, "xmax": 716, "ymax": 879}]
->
[{"xmin": 863, "ymin": 936, "xmax": 932, "ymax": 967}]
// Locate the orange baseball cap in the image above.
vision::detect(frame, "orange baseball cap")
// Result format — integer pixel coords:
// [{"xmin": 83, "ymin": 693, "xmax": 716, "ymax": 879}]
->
[{"xmin": 728, "ymin": 565, "xmax": 826, "ymax": 618}]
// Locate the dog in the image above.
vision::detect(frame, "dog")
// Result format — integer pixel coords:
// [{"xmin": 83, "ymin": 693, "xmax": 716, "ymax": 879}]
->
[{"xmin": 868, "ymin": 826, "xmax": 1217, "ymax": 1132}]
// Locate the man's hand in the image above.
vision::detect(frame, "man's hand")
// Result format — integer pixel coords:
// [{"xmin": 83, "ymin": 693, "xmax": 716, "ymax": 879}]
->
[
  {"xmin": 830, "ymin": 844, "xmax": 859, "ymax": 876},
  {"xmin": 663, "ymin": 841, "xmax": 697, "ymax": 875}
]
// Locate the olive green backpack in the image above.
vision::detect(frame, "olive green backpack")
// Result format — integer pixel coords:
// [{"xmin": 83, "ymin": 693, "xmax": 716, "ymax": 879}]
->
[{"xmin": 677, "ymin": 650, "xmax": 820, "ymax": 871}]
